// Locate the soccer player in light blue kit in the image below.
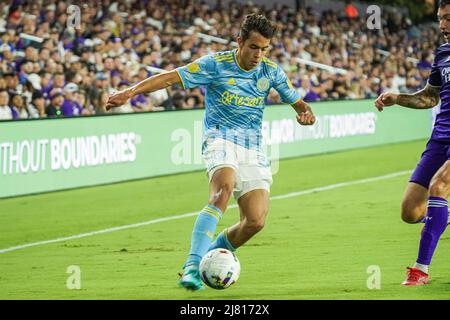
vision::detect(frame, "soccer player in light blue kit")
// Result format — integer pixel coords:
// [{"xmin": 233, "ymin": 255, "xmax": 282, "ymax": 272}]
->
[{"xmin": 106, "ymin": 14, "xmax": 316, "ymax": 290}]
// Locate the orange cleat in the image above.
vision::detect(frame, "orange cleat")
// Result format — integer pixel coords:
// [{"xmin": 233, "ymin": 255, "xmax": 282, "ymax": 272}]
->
[{"xmin": 401, "ymin": 267, "xmax": 429, "ymax": 286}]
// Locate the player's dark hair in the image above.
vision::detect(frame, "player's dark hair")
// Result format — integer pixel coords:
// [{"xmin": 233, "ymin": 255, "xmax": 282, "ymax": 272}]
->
[
  {"xmin": 440, "ymin": 0, "xmax": 450, "ymax": 7},
  {"xmin": 239, "ymin": 14, "xmax": 278, "ymax": 42}
]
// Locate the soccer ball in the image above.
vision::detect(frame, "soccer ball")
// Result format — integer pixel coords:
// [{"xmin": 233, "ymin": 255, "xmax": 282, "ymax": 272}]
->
[{"xmin": 199, "ymin": 249, "xmax": 240, "ymax": 289}]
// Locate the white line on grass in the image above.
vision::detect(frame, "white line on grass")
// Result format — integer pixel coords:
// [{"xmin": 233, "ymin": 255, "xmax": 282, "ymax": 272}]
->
[{"xmin": 0, "ymin": 170, "xmax": 411, "ymax": 254}]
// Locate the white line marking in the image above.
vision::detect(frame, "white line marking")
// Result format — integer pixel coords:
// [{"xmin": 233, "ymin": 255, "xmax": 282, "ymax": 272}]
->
[{"xmin": 0, "ymin": 170, "xmax": 411, "ymax": 254}]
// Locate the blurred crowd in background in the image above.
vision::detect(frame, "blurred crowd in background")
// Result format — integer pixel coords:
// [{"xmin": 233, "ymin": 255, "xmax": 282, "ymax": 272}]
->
[{"xmin": 0, "ymin": 0, "xmax": 442, "ymax": 120}]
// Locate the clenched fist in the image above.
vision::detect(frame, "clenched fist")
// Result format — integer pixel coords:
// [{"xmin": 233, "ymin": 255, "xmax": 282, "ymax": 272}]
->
[
  {"xmin": 296, "ymin": 111, "xmax": 315, "ymax": 125},
  {"xmin": 374, "ymin": 92, "xmax": 399, "ymax": 112},
  {"xmin": 106, "ymin": 89, "xmax": 132, "ymax": 111}
]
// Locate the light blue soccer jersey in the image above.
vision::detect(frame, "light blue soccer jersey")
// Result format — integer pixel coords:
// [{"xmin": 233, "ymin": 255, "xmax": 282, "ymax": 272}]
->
[{"xmin": 175, "ymin": 49, "xmax": 301, "ymax": 150}]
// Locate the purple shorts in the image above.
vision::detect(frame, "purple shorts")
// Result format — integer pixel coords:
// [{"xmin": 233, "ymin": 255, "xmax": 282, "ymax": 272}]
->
[{"xmin": 410, "ymin": 139, "xmax": 450, "ymax": 188}]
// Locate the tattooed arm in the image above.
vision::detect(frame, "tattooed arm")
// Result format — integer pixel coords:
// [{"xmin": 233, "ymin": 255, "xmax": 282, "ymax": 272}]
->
[{"xmin": 374, "ymin": 84, "xmax": 441, "ymax": 111}]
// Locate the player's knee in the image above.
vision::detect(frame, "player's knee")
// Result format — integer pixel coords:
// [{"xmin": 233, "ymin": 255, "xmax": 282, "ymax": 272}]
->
[
  {"xmin": 401, "ymin": 210, "xmax": 421, "ymax": 224},
  {"xmin": 401, "ymin": 201, "xmax": 424, "ymax": 224},
  {"xmin": 243, "ymin": 217, "xmax": 265, "ymax": 235}
]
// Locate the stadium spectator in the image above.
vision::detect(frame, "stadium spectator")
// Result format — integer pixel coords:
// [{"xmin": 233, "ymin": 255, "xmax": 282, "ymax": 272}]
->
[
  {"xmin": 170, "ymin": 91, "xmax": 187, "ymax": 110},
  {"xmin": 95, "ymin": 90, "xmax": 110, "ymax": 115},
  {"xmin": 27, "ymin": 90, "xmax": 46, "ymax": 118},
  {"xmin": 0, "ymin": 89, "xmax": 12, "ymax": 120},
  {"xmin": 5, "ymin": 72, "xmax": 20, "ymax": 96},
  {"xmin": 76, "ymin": 89, "xmax": 93, "ymax": 115},
  {"xmin": 51, "ymin": 73, "xmax": 66, "ymax": 92},
  {"xmin": 10, "ymin": 94, "xmax": 28, "ymax": 119},
  {"xmin": 62, "ymin": 82, "xmax": 83, "ymax": 116},
  {"xmin": 46, "ymin": 90, "xmax": 65, "ymax": 118}
]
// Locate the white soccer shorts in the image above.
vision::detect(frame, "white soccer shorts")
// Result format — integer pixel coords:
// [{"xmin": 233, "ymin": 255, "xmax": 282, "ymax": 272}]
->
[{"xmin": 202, "ymin": 138, "xmax": 273, "ymax": 199}]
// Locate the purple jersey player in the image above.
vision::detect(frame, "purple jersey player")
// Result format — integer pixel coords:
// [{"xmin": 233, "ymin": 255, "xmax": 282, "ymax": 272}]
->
[{"xmin": 374, "ymin": 0, "xmax": 450, "ymax": 286}]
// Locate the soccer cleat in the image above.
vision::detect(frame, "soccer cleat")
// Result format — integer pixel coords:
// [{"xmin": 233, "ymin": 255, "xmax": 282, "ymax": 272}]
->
[
  {"xmin": 401, "ymin": 267, "xmax": 429, "ymax": 286},
  {"xmin": 179, "ymin": 265, "xmax": 204, "ymax": 291}
]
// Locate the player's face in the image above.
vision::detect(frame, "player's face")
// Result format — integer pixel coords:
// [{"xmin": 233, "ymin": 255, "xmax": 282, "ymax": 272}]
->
[
  {"xmin": 237, "ymin": 31, "xmax": 270, "ymax": 70},
  {"xmin": 438, "ymin": 5, "xmax": 450, "ymax": 42}
]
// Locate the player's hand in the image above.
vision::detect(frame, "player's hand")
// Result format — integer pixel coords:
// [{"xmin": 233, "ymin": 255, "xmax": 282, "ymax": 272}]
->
[
  {"xmin": 374, "ymin": 92, "xmax": 398, "ymax": 112},
  {"xmin": 106, "ymin": 89, "xmax": 132, "ymax": 111},
  {"xmin": 296, "ymin": 111, "xmax": 315, "ymax": 126}
]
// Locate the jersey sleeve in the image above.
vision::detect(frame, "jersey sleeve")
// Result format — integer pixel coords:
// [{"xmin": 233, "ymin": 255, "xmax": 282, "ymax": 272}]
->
[
  {"xmin": 428, "ymin": 55, "xmax": 442, "ymax": 87},
  {"xmin": 272, "ymin": 66, "xmax": 302, "ymax": 104},
  {"xmin": 175, "ymin": 55, "xmax": 216, "ymax": 90}
]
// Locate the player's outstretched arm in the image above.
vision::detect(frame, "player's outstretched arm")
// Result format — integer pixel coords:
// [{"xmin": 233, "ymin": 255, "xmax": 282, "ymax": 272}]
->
[
  {"xmin": 374, "ymin": 84, "xmax": 440, "ymax": 112},
  {"xmin": 291, "ymin": 99, "xmax": 316, "ymax": 125},
  {"xmin": 106, "ymin": 70, "xmax": 181, "ymax": 110}
]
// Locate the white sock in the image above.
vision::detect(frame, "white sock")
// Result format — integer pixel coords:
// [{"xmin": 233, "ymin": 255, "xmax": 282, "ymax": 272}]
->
[{"xmin": 413, "ymin": 262, "xmax": 429, "ymax": 274}]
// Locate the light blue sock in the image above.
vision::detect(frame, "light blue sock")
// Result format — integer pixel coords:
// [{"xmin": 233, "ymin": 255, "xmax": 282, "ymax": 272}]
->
[
  {"xmin": 184, "ymin": 204, "xmax": 223, "ymax": 268},
  {"xmin": 209, "ymin": 229, "xmax": 236, "ymax": 252}
]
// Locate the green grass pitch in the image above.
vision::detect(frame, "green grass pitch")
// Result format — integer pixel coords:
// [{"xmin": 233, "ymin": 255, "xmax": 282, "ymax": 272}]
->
[{"xmin": 1, "ymin": 139, "xmax": 449, "ymax": 299}]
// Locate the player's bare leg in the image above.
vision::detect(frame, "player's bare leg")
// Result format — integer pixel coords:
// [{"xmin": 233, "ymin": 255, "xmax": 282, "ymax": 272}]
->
[
  {"xmin": 403, "ymin": 161, "xmax": 450, "ymax": 285},
  {"xmin": 179, "ymin": 167, "xmax": 235, "ymax": 290},
  {"xmin": 429, "ymin": 161, "xmax": 450, "ymax": 198},
  {"xmin": 208, "ymin": 167, "xmax": 236, "ymax": 212},
  {"xmin": 401, "ymin": 182, "xmax": 428, "ymax": 223},
  {"xmin": 225, "ymin": 189, "xmax": 270, "ymax": 249}
]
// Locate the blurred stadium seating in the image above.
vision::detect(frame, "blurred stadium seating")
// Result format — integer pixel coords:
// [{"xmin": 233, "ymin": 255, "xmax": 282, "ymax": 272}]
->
[{"xmin": 0, "ymin": 0, "xmax": 441, "ymax": 120}]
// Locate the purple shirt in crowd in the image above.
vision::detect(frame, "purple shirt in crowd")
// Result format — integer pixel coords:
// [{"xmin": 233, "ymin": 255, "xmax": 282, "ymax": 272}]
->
[
  {"xmin": 131, "ymin": 94, "xmax": 146, "ymax": 108},
  {"xmin": 61, "ymin": 99, "xmax": 82, "ymax": 117}
]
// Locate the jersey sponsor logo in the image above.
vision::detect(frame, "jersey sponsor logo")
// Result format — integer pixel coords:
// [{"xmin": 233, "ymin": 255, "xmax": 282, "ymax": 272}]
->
[
  {"xmin": 256, "ymin": 77, "xmax": 269, "ymax": 92},
  {"xmin": 187, "ymin": 62, "xmax": 201, "ymax": 73},
  {"xmin": 220, "ymin": 90, "xmax": 265, "ymax": 107},
  {"xmin": 442, "ymin": 66, "xmax": 450, "ymax": 83}
]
